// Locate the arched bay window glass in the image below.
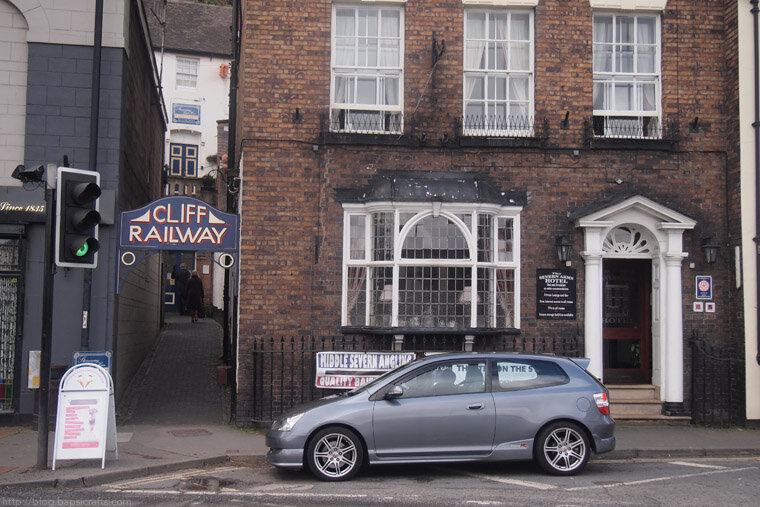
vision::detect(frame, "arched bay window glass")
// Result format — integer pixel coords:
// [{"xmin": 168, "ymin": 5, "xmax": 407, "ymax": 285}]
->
[{"xmin": 342, "ymin": 203, "xmax": 521, "ymax": 330}]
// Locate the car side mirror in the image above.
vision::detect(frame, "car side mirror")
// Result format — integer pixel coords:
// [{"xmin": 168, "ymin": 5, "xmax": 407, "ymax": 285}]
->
[{"xmin": 384, "ymin": 385, "xmax": 404, "ymax": 400}]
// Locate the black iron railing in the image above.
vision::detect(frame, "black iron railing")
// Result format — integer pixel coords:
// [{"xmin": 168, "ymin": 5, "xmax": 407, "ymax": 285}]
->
[
  {"xmin": 248, "ymin": 334, "xmax": 579, "ymax": 423},
  {"xmin": 690, "ymin": 335, "xmax": 745, "ymax": 426}
]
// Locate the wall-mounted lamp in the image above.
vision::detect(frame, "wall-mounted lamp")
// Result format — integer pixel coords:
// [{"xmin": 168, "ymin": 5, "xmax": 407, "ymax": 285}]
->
[
  {"xmin": 555, "ymin": 235, "xmax": 572, "ymax": 265},
  {"xmin": 701, "ymin": 235, "xmax": 719, "ymax": 264}
]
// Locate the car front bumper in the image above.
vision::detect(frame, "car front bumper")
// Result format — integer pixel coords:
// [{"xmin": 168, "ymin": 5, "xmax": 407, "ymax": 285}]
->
[
  {"xmin": 266, "ymin": 430, "xmax": 306, "ymax": 468},
  {"xmin": 266, "ymin": 447, "xmax": 304, "ymax": 468}
]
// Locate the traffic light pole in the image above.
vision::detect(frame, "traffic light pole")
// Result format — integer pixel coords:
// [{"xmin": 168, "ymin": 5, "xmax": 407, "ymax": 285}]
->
[{"xmin": 37, "ymin": 186, "xmax": 56, "ymax": 468}]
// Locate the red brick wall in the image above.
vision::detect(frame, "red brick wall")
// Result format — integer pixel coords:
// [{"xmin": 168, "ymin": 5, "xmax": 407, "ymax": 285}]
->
[{"xmin": 235, "ymin": 0, "xmax": 736, "ymax": 422}]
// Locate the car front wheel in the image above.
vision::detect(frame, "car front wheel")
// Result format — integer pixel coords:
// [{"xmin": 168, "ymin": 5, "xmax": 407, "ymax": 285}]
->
[
  {"xmin": 306, "ymin": 427, "xmax": 364, "ymax": 481},
  {"xmin": 535, "ymin": 422, "xmax": 590, "ymax": 475}
]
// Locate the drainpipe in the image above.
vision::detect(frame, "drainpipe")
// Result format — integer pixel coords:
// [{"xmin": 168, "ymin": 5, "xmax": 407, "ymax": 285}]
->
[{"xmin": 752, "ymin": 0, "xmax": 760, "ymax": 365}]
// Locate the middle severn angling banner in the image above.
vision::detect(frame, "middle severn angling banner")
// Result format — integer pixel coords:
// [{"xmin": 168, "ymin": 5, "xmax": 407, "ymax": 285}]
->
[{"xmin": 315, "ymin": 351, "xmax": 416, "ymax": 389}]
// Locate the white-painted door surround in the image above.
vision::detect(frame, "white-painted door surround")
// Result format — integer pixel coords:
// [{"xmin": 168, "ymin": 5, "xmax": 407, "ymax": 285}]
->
[{"xmin": 576, "ymin": 195, "xmax": 695, "ymax": 405}]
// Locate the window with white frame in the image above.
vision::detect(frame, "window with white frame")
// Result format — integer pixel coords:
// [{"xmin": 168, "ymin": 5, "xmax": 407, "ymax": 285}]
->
[
  {"xmin": 330, "ymin": 5, "xmax": 403, "ymax": 134},
  {"xmin": 592, "ymin": 13, "xmax": 661, "ymax": 139},
  {"xmin": 342, "ymin": 204, "xmax": 521, "ymax": 330},
  {"xmin": 463, "ymin": 9, "xmax": 534, "ymax": 136},
  {"xmin": 176, "ymin": 56, "xmax": 199, "ymax": 89}
]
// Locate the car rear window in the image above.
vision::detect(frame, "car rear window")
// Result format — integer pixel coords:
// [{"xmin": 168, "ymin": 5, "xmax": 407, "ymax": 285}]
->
[{"xmin": 492, "ymin": 359, "xmax": 569, "ymax": 392}]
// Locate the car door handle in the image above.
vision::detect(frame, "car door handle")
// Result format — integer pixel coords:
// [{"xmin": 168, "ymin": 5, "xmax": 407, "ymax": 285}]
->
[{"xmin": 467, "ymin": 403, "xmax": 484, "ymax": 410}]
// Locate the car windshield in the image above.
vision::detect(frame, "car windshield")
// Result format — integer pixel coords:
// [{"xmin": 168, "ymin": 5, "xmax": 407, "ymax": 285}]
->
[{"xmin": 346, "ymin": 356, "xmax": 425, "ymax": 396}]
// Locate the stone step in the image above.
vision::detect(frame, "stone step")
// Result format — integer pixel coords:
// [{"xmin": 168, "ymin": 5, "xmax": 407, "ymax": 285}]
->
[
  {"xmin": 611, "ymin": 400, "xmax": 664, "ymax": 417},
  {"xmin": 613, "ymin": 414, "xmax": 691, "ymax": 425},
  {"xmin": 607, "ymin": 384, "xmax": 659, "ymax": 401}
]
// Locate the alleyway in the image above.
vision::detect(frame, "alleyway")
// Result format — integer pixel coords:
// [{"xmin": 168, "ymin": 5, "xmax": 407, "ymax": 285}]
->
[{"xmin": 118, "ymin": 314, "xmax": 228, "ymax": 425}]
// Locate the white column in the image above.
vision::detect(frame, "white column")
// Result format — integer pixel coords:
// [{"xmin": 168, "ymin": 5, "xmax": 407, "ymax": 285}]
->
[
  {"xmin": 662, "ymin": 253, "xmax": 686, "ymax": 404},
  {"xmin": 582, "ymin": 253, "xmax": 604, "ymax": 380}
]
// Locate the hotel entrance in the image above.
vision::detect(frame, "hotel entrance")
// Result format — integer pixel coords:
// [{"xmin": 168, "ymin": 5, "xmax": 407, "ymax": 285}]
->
[{"xmin": 602, "ymin": 259, "xmax": 652, "ymax": 384}]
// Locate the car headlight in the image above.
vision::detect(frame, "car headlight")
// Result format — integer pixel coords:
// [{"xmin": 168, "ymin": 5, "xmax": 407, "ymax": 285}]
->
[{"xmin": 271, "ymin": 412, "xmax": 304, "ymax": 432}]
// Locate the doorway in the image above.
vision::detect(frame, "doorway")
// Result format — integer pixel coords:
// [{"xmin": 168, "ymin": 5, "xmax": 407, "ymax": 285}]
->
[{"xmin": 602, "ymin": 259, "xmax": 651, "ymax": 384}]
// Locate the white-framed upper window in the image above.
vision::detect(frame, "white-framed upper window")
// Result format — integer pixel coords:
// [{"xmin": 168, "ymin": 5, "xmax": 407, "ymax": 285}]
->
[
  {"xmin": 330, "ymin": 5, "xmax": 404, "ymax": 134},
  {"xmin": 463, "ymin": 8, "xmax": 534, "ymax": 136},
  {"xmin": 342, "ymin": 203, "xmax": 521, "ymax": 330},
  {"xmin": 176, "ymin": 56, "xmax": 199, "ymax": 89},
  {"xmin": 592, "ymin": 12, "xmax": 661, "ymax": 139}
]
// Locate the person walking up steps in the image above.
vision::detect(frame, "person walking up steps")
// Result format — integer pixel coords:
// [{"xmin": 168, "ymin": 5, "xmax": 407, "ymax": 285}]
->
[{"xmin": 184, "ymin": 270, "xmax": 205, "ymax": 323}]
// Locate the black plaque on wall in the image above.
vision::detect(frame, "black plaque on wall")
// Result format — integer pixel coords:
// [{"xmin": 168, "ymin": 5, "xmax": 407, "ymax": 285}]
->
[{"xmin": 536, "ymin": 269, "xmax": 577, "ymax": 320}]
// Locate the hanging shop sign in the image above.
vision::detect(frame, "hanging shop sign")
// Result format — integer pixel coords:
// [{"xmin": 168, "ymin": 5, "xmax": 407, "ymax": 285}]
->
[
  {"xmin": 536, "ymin": 269, "xmax": 577, "ymax": 320},
  {"xmin": 0, "ymin": 186, "xmax": 46, "ymax": 223},
  {"xmin": 315, "ymin": 351, "xmax": 416, "ymax": 389},
  {"xmin": 119, "ymin": 196, "xmax": 239, "ymax": 251}
]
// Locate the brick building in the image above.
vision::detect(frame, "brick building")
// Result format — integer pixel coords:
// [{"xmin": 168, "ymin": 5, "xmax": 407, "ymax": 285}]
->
[{"xmin": 231, "ymin": 0, "xmax": 753, "ymax": 425}]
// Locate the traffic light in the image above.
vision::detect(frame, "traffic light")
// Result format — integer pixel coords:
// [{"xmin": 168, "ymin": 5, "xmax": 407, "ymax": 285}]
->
[{"xmin": 55, "ymin": 167, "xmax": 101, "ymax": 268}]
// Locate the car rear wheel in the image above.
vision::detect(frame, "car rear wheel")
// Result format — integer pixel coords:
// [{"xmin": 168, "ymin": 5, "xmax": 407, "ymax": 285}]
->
[
  {"xmin": 535, "ymin": 422, "xmax": 590, "ymax": 475},
  {"xmin": 306, "ymin": 427, "xmax": 364, "ymax": 481}
]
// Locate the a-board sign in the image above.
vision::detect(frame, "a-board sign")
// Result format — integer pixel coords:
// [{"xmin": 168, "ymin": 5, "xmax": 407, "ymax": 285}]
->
[
  {"xmin": 536, "ymin": 269, "xmax": 577, "ymax": 320},
  {"xmin": 52, "ymin": 363, "xmax": 118, "ymax": 470}
]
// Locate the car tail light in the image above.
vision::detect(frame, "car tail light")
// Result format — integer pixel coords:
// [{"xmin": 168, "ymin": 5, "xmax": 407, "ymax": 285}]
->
[{"xmin": 594, "ymin": 392, "xmax": 610, "ymax": 415}]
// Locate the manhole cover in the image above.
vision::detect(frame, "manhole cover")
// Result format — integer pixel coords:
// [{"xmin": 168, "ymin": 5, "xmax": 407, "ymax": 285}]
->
[{"xmin": 170, "ymin": 429, "xmax": 213, "ymax": 437}]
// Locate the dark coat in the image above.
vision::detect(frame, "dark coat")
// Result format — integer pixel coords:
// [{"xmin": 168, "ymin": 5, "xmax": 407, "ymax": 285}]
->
[
  {"xmin": 175, "ymin": 267, "xmax": 191, "ymax": 294},
  {"xmin": 184, "ymin": 275, "xmax": 204, "ymax": 311}
]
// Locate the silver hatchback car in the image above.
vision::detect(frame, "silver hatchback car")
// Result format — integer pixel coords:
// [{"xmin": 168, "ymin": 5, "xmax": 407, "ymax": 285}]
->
[{"xmin": 266, "ymin": 352, "xmax": 615, "ymax": 481}]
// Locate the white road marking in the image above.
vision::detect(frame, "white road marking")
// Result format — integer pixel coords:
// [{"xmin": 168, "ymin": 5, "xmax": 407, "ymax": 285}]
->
[
  {"xmin": 103, "ymin": 488, "xmax": 370, "ymax": 500},
  {"xmin": 565, "ymin": 466, "xmax": 759, "ymax": 491},
  {"xmin": 668, "ymin": 460, "xmax": 727, "ymax": 470},
  {"xmin": 459, "ymin": 471, "xmax": 556, "ymax": 490}
]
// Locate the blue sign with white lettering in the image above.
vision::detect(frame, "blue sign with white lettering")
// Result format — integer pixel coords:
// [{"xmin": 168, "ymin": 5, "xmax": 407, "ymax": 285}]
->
[
  {"xmin": 73, "ymin": 351, "xmax": 112, "ymax": 373},
  {"xmin": 172, "ymin": 103, "xmax": 201, "ymax": 125},
  {"xmin": 119, "ymin": 196, "xmax": 239, "ymax": 251}
]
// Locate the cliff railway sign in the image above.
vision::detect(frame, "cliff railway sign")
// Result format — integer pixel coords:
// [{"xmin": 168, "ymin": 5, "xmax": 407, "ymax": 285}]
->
[
  {"xmin": 117, "ymin": 196, "xmax": 239, "ymax": 293},
  {"xmin": 119, "ymin": 196, "xmax": 238, "ymax": 252}
]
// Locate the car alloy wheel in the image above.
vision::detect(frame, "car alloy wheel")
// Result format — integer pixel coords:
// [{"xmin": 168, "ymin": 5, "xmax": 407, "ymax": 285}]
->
[
  {"xmin": 306, "ymin": 427, "xmax": 364, "ymax": 481},
  {"xmin": 536, "ymin": 422, "xmax": 590, "ymax": 475}
]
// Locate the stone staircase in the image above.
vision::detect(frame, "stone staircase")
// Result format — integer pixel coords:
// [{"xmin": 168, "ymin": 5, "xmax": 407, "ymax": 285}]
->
[{"xmin": 607, "ymin": 384, "xmax": 691, "ymax": 424}]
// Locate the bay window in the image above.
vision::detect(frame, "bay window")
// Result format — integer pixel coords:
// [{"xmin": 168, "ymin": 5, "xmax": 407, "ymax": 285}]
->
[
  {"xmin": 342, "ymin": 204, "xmax": 521, "ymax": 330},
  {"xmin": 592, "ymin": 13, "xmax": 661, "ymax": 139}
]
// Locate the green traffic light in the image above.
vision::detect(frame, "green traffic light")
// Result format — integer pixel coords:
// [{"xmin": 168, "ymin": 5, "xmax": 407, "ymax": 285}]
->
[{"xmin": 75, "ymin": 243, "xmax": 89, "ymax": 257}]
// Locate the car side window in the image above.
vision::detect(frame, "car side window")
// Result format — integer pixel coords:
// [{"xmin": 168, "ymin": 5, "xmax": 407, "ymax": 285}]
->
[
  {"xmin": 493, "ymin": 359, "xmax": 569, "ymax": 392},
  {"xmin": 398, "ymin": 361, "xmax": 487, "ymax": 398}
]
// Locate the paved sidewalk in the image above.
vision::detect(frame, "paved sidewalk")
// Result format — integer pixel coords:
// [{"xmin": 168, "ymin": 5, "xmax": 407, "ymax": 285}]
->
[
  {"xmin": 1, "ymin": 314, "xmax": 759, "ymax": 488},
  {"xmin": 1, "ymin": 423, "xmax": 759, "ymax": 489}
]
